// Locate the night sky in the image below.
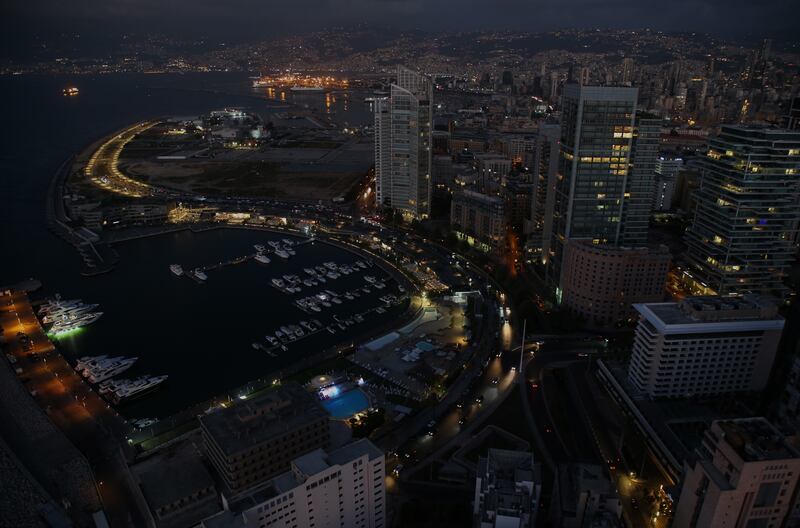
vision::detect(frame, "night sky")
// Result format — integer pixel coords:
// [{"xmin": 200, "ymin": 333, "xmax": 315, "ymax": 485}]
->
[{"xmin": 1, "ymin": 0, "xmax": 796, "ymax": 56}]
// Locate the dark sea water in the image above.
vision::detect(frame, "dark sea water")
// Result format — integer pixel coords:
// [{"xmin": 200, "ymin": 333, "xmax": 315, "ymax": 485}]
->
[{"xmin": 0, "ymin": 73, "xmax": 384, "ymax": 418}]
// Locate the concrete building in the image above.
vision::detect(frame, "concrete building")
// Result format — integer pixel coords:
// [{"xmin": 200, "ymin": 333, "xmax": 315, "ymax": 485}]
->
[
  {"xmin": 451, "ymin": 189, "xmax": 506, "ymax": 254},
  {"xmin": 432, "ymin": 155, "xmax": 454, "ymax": 195},
  {"xmin": 501, "ymin": 179, "xmax": 535, "ymax": 234},
  {"xmin": 550, "ymin": 464, "xmax": 622, "ymax": 528},
  {"xmin": 374, "ymin": 66, "xmax": 433, "ymax": 219},
  {"xmin": 200, "ymin": 383, "xmax": 330, "ymax": 494},
  {"xmin": 559, "ymin": 241, "xmax": 670, "ymax": 326},
  {"xmin": 673, "ymin": 418, "xmax": 800, "ymax": 528},
  {"xmin": 628, "ymin": 296, "xmax": 784, "ymax": 399},
  {"xmin": 776, "ymin": 342, "xmax": 800, "ymax": 432},
  {"xmin": 653, "ymin": 155, "xmax": 684, "ymax": 211},
  {"xmin": 529, "ymin": 124, "xmax": 560, "ymax": 258},
  {"xmin": 475, "ymin": 154, "xmax": 513, "ymax": 185},
  {"xmin": 683, "ymin": 126, "xmax": 800, "ymax": 299},
  {"xmin": 473, "ymin": 449, "xmax": 542, "ymax": 528},
  {"xmin": 202, "ymin": 439, "xmax": 385, "ymax": 528},
  {"xmin": 133, "ymin": 443, "xmax": 221, "ymax": 528},
  {"xmin": 544, "ymin": 85, "xmax": 659, "ymax": 292}
]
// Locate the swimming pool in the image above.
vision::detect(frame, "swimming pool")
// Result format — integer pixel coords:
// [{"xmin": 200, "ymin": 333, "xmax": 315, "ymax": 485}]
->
[{"xmin": 322, "ymin": 389, "xmax": 369, "ymax": 419}]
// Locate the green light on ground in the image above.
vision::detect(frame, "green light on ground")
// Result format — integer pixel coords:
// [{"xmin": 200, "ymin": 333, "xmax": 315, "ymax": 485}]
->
[{"xmin": 48, "ymin": 327, "xmax": 85, "ymax": 339}]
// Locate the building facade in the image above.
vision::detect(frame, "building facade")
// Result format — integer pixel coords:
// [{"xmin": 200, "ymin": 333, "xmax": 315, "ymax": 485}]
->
[
  {"xmin": 559, "ymin": 241, "xmax": 670, "ymax": 326},
  {"xmin": 473, "ymin": 449, "xmax": 542, "ymax": 528},
  {"xmin": 199, "ymin": 383, "xmax": 331, "ymax": 494},
  {"xmin": 550, "ymin": 464, "xmax": 622, "ymax": 528},
  {"xmin": 683, "ymin": 126, "xmax": 800, "ymax": 299},
  {"xmin": 202, "ymin": 439, "xmax": 385, "ymax": 528},
  {"xmin": 543, "ymin": 85, "xmax": 659, "ymax": 292},
  {"xmin": 673, "ymin": 418, "xmax": 800, "ymax": 528},
  {"xmin": 374, "ymin": 66, "xmax": 433, "ymax": 219},
  {"xmin": 653, "ymin": 155, "xmax": 684, "ymax": 211},
  {"xmin": 628, "ymin": 296, "xmax": 784, "ymax": 398},
  {"xmin": 451, "ymin": 189, "xmax": 506, "ymax": 254},
  {"xmin": 529, "ymin": 124, "xmax": 560, "ymax": 258}
]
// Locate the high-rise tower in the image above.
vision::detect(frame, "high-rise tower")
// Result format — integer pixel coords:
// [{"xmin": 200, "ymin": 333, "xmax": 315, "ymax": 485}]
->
[
  {"xmin": 683, "ymin": 126, "xmax": 800, "ymax": 299},
  {"xmin": 374, "ymin": 66, "xmax": 433, "ymax": 219}
]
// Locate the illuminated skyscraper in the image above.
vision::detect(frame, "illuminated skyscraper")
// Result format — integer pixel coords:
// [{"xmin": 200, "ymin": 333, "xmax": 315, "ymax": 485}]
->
[
  {"xmin": 683, "ymin": 126, "xmax": 800, "ymax": 299},
  {"xmin": 374, "ymin": 66, "xmax": 433, "ymax": 219},
  {"xmin": 544, "ymin": 85, "xmax": 659, "ymax": 292}
]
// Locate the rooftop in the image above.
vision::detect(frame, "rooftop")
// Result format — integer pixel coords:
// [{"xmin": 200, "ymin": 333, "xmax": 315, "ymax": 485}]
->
[
  {"xmin": 136, "ymin": 449, "xmax": 216, "ymax": 511},
  {"xmin": 714, "ymin": 418, "xmax": 800, "ymax": 463},
  {"xmin": 557, "ymin": 463, "xmax": 617, "ymax": 515},
  {"xmin": 225, "ymin": 439, "xmax": 382, "ymax": 514},
  {"xmin": 635, "ymin": 295, "xmax": 784, "ymax": 334},
  {"xmin": 199, "ymin": 383, "xmax": 328, "ymax": 457}
]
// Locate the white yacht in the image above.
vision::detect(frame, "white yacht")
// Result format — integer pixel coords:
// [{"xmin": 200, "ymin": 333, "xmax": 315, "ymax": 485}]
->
[
  {"xmin": 75, "ymin": 355, "xmax": 109, "ymax": 371},
  {"xmin": 193, "ymin": 269, "xmax": 208, "ymax": 281},
  {"xmin": 86, "ymin": 356, "xmax": 138, "ymax": 384},
  {"xmin": 255, "ymin": 254, "xmax": 271, "ymax": 264},
  {"xmin": 254, "ymin": 244, "xmax": 267, "ymax": 252},
  {"xmin": 170, "ymin": 264, "xmax": 184, "ymax": 276},
  {"xmin": 275, "ymin": 249, "xmax": 290, "ymax": 259},
  {"xmin": 101, "ymin": 375, "xmax": 168, "ymax": 404}
]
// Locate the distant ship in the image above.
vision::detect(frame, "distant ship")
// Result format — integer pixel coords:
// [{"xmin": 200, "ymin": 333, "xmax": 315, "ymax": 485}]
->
[
  {"xmin": 170, "ymin": 264, "xmax": 184, "ymax": 276},
  {"xmin": 63, "ymin": 87, "xmax": 79, "ymax": 96}
]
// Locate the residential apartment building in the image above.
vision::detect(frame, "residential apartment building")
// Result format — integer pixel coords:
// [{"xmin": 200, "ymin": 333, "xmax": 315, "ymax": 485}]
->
[
  {"xmin": 653, "ymin": 155, "xmax": 684, "ymax": 211},
  {"xmin": 550, "ymin": 463, "xmax": 622, "ymax": 528},
  {"xmin": 529, "ymin": 124, "xmax": 560, "ymax": 258},
  {"xmin": 473, "ymin": 449, "xmax": 542, "ymax": 528},
  {"xmin": 559, "ymin": 240, "xmax": 670, "ymax": 326},
  {"xmin": 200, "ymin": 383, "xmax": 330, "ymax": 494},
  {"xmin": 683, "ymin": 126, "xmax": 800, "ymax": 299},
  {"xmin": 451, "ymin": 189, "xmax": 506, "ymax": 254},
  {"xmin": 202, "ymin": 439, "xmax": 385, "ymax": 528},
  {"xmin": 374, "ymin": 66, "xmax": 433, "ymax": 219},
  {"xmin": 673, "ymin": 418, "xmax": 800, "ymax": 528},
  {"xmin": 628, "ymin": 295, "xmax": 784, "ymax": 398}
]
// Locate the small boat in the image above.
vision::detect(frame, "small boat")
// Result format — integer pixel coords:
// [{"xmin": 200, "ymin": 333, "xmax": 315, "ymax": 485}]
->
[{"xmin": 255, "ymin": 254, "xmax": 271, "ymax": 264}]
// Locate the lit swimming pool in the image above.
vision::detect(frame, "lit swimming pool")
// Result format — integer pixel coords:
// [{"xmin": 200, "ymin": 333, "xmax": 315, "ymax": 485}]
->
[{"xmin": 322, "ymin": 389, "xmax": 369, "ymax": 419}]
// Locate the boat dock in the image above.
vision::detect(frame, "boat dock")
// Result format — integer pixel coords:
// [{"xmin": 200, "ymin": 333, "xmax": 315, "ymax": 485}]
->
[{"xmin": 172, "ymin": 237, "xmax": 315, "ymax": 283}]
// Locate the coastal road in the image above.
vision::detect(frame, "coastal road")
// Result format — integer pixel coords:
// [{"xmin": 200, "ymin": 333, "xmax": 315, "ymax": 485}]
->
[{"xmin": 0, "ymin": 291, "xmax": 147, "ymax": 527}]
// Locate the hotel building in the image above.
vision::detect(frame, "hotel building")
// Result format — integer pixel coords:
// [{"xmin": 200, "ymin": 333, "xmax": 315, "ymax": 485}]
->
[
  {"xmin": 200, "ymin": 383, "xmax": 330, "ymax": 494},
  {"xmin": 628, "ymin": 296, "xmax": 784, "ymax": 399},
  {"xmin": 202, "ymin": 439, "xmax": 385, "ymax": 528},
  {"xmin": 673, "ymin": 418, "xmax": 800, "ymax": 528}
]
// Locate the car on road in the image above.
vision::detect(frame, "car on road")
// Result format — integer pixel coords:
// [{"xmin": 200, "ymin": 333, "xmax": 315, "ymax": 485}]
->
[
  {"xmin": 393, "ymin": 464, "xmax": 403, "ymax": 477},
  {"xmin": 490, "ymin": 377, "xmax": 499, "ymax": 385},
  {"xmin": 425, "ymin": 420, "xmax": 437, "ymax": 436},
  {"xmin": 475, "ymin": 395, "xmax": 484, "ymax": 405},
  {"xmin": 458, "ymin": 415, "xmax": 467, "ymax": 426}
]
